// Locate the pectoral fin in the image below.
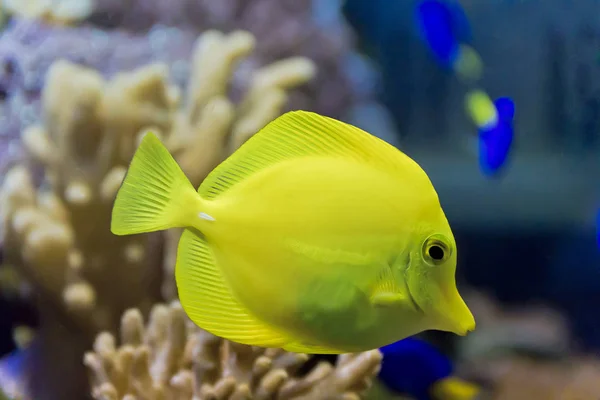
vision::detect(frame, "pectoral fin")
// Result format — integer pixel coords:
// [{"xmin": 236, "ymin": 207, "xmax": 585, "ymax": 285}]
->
[
  {"xmin": 371, "ymin": 291, "xmax": 407, "ymax": 306},
  {"xmin": 370, "ymin": 264, "xmax": 407, "ymax": 307}
]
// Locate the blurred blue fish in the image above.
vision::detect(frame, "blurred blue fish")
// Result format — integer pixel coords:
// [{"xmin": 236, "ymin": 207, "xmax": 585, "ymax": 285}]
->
[
  {"xmin": 379, "ymin": 337, "xmax": 480, "ymax": 400},
  {"xmin": 0, "ymin": 349, "xmax": 27, "ymax": 400},
  {"xmin": 479, "ymin": 97, "xmax": 515, "ymax": 176},
  {"xmin": 414, "ymin": 0, "xmax": 472, "ymax": 67}
]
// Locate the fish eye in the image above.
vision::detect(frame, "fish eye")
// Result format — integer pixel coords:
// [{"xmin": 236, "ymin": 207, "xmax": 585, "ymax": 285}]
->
[
  {"xmin": 422, "ymin": 234, "xmax": 451, "ymax": 266},
  {"xmin": 428, "ymin": 245, "xmax": 444, "ymax": 260}
]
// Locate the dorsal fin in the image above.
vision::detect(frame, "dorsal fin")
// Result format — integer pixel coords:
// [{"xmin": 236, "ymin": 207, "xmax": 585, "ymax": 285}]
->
[{"xmin": 198, "ymin": 110, "xmax": 419, "ymax": 199}]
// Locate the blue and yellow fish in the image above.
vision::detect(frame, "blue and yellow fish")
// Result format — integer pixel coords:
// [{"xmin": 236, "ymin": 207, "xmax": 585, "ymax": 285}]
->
[
  {"xmin": 111, "ymin": 111, "xmax": 475, "ymax": 354},
  {"xmin": 417, "ymin": 0, "xmax": 515, "ymax": 177},
  {"xmin": 378, "ymin": 337, "xmax": 480, "ymax": 400},
  {"xmin": 415, "ymin": 0, "xmax": 482, "ymax": 82},
  {"xmin": 466, "ymin": 91, "xmax": 515, "ymax": 176}
]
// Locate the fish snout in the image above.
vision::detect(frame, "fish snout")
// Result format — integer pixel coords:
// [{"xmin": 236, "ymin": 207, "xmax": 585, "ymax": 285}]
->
[
  {"xmin": 436, "ymin": 288, "xmax": 476, "ymax": 336},
  {"xmin": 452, "ymin": 314, "xmax": 476, "ymax": 336}
]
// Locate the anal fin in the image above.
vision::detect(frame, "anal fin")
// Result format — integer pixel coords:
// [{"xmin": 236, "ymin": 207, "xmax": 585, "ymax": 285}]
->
[
  {"xmin": 283, "ymin": 341, "xmax": 344, "ymax": 355},
  {"xmin": 175, "ymin": 229, "xmax": 288, "ymax": 347}
]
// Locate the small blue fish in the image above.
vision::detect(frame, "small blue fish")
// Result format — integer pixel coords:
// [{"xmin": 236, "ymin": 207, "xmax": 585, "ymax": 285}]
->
[
  {"xmin": 478, "ymin": 97, "xmax": 515, "ymax": 176},
  {"xmin": 464, "ymin": 91, "xmax": 515, "ymax": 176},
  {"xmin": 414, "ymin": 0, "xmax": 471, "ymax": 67},
  {"xmin": 379, "ymin": 337, "xmax": 480, "ymax": 400}
]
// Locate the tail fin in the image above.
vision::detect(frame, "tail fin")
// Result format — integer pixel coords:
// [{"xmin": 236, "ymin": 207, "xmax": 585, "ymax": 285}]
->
[{"xmin": 111, "ymin": 132, "xmax": 201, "ymax": 236}]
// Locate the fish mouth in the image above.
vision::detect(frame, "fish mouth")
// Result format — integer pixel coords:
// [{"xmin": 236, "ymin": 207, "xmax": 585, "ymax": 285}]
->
[{"xmin": 442, "ymin": 312, "xmax": 476, "ymax": 336}]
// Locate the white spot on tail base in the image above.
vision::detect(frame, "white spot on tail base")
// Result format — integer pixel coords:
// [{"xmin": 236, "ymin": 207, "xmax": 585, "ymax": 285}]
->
[{"xmin": 199, "ymin": 212, "xmax": 215, "ymax": 221}]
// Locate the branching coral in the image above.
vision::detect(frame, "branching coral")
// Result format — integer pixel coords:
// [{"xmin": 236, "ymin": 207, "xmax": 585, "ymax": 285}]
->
[
  {"xmin": 0, "ymin": 1, "xmax": 371, "ymax": 174},
  {"xmin": 0, "ymin": 29, "xmax": 315, "ymax": 399},
  {"xmin": 0, "ymin": 20, "xmax": 198, "ymax": 168},
  {"xmin": 85, "ymin": 302, "xmax": 382, "ymax": 400},
  {"xmin": 89, "ymin": 0, "xmax": 358, "ymax": 117}
]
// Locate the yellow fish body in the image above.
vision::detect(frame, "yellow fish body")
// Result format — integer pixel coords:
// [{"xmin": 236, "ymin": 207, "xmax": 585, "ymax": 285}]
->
[{"xmin": 111, "ymin": 111, "xmax": 475, "ymax": 354}]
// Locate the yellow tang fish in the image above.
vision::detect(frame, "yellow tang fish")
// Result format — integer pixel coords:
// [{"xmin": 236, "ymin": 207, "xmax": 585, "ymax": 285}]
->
[{"xmin": 111, "ymin": 111, "xmax": 475, "ymax": 354}]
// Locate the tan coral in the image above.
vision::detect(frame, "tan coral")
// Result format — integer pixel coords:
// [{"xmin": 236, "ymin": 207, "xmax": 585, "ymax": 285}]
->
[{"xmin": 85, "ymin": 302, "xmax": 382, "ymax": 400}]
